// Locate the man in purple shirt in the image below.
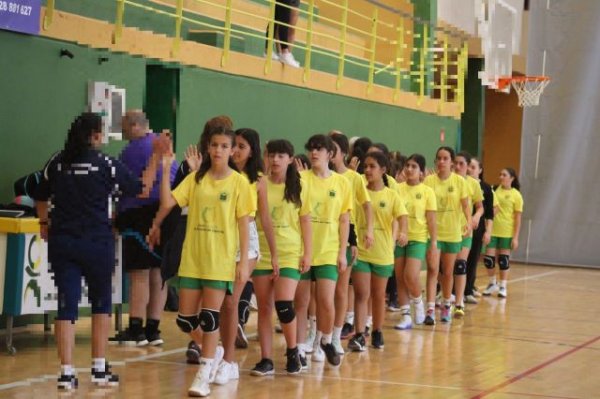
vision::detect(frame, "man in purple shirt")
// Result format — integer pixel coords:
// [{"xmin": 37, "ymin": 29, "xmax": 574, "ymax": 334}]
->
[{"xmin": 111, "ymin": 110, "xmax": 177, "ymax": 346}]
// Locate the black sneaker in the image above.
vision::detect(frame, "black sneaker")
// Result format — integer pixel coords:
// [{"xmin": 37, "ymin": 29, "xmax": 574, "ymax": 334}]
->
[
  {"xmin": 235, "ymin": 323, "xmax": 248, "ymax": 349},
  {"xmin": 364, "ymin": 325, "xmax": 371, "ymax": 337},
  {"xmin": 320, "ymin": 341, "xmax": 341, "ymax": 366},
  {"xmin": 299, "ymin": 352, "xmax": 308, "ymax": 370},
  {"xmin": 371, "ymin": 330, "xmax": 384, "ymax": 349},
  {"xmin": 250, "ymin": 358, "xmax": 275, "ymax": 376},
  {"xmin": 341, "ymin": 322, "xmax": 354, "ymax": 340},
  {"xmin": 146, "ymin": 329, "xmax": 164, "ymax": 346},
  {"xmin": 348, "ymin": 333, "xmax": 366, "ymax": 352},
  {"xmin": 108, "ymin": 328, "xmax": 148, "ymax": 346},
  {"xmin": 285, "ymin": 347, "xmax": 302, "ymax": 375},
  {"xmin": 186, "ymin": 340, "xmax": 201, "ymax": 364},
  {"xmin": 91, "ymin": 363, "xmax": 119, "ymax": 387},
  {"xmin": 57, "ymin": 374, "xmax": 78, "ymax": 390}
]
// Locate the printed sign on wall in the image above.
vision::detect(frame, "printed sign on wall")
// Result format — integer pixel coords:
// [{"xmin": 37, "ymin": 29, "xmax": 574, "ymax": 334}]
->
[{"xmin": 0, "ymin": 0, "xmax": 41, "ymax": 35}]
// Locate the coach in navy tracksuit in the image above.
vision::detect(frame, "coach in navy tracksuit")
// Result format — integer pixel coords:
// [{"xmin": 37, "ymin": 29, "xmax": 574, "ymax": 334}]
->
[{"xmin": 34, "ymin": 112, "xmax": 170, "ymax": 390}]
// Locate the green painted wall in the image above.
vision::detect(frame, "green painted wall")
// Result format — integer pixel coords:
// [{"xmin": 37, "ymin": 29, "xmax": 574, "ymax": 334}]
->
[
  {"xmin": 461, "ymin": 58, "xmax": 485, "ymax": 156},
  {"xmin": 0, "ymin": 30, "xmax": 459, "ymax": 202}
]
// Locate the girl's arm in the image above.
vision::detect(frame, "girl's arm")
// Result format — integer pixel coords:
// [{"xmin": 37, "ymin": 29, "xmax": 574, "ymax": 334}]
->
[
  {"xmin": 512, "ymin": 212, "xmax": 522, "ymax": 251},
  {"xmin": 256, "ymin": 177, "xmax": 279, "ymax": 276},
  {"xmin": 397, "ymin": 215, "xmax": 408, "ymax": 247},
  {"xmin": 299, "ymin": 214, "xmax": 313, "ymax": 273},
  {"xmin": 363, "ymin": 202, "xmax": 375, "ymax": 249},
  {"xmin": 483, "ymin": 219, "xmax": 493, "ymax": 246},
  {"xmin": 139, "ymin": 131, "xmax": 171, "ymax": 198},
  {"xmin": 337, "ymin": 212, "xmax": 350, "ymax": 272},
  {"xmin": 461, "ymin": 197, "xmax": 473, "ymax": 236},
  {"xmin": 147, "ymin": 156, "xmax": 178, "ymax": 249},
  {"xmin": 472, "ymin": 200, "xmax": 484, "ymax": 230},
  {"xmin": 237, "ymin": 215, "xmax": 250, "ymax": 282}
]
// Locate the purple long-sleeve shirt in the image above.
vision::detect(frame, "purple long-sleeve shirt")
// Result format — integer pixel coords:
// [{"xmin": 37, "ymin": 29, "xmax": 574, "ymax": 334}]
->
[{"xmin": 118, "ymin": 132, "xmax": 177, "ymax": 211}]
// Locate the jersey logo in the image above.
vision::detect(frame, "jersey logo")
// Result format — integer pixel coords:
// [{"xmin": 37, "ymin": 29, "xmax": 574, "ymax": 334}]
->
[
  {"xmin": 329, "ymin": 189, "xmax": 336, "ymax": 198},
  {"xmin": 448, "ymin": 186, "xmax": 454, "ymax": 193},
  {"xmin": 219, "ymin": 192, "xmax": 229, "ymax": 201},
  {"xmin": 379, "ymin": 201, "xmax": 386, "ymax": 208},
  {"xmin": 271, "ymin": 206, "xmax": 284, "ymax": 221},
  {"xmin": 312, "ymin": 202, "xmax": 322, "ymax": 217},
  {"xmin": 416, "ymin": 193, "xmax": 422, "ymax": 200},
  {"xmin": 201, "ymin": 207, "xmax": 215, "ymax": 223}
]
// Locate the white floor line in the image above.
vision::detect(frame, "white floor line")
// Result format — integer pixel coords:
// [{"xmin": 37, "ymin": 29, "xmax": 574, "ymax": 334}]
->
[{"xmin": 508, "ymin": 270, "xmax": 560, "ymax": 283}]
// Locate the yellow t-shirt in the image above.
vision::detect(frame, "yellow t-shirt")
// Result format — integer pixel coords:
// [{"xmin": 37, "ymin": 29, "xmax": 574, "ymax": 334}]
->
[
  {"xmin": 493, "ymin": 190, "xmax": 500, "ymax": 208},
  {"xmin": 396, "ymin": 182, "xmax": 437, "ymax": 243},
  {"xmin": 172, "ymin": 171, "xmax": 255, "ymax": 281},
  {"xmin": 492, "ymin": 187, "xmax": 523, "ymax": 238},
  {"xmin": 341, "ymin": 169, "xmax": 371, "ymax": 225},
  {"xmin": 357, "ymin": 187, "xmax": 407, "ymax": 265},
  {"xmin": 302, "ymin": 170, "xmax": 352, "ymax": 266},
  {"xmin": 242, "ymin": 172, "xmax": 258, "ymax": 218},
  {"xmin": 461, "ymin": 175, "xmax": 484, "ymax": 229},
  {"xmin": 423, "ymin": 172, "xmax": 468, "ymax": 243},
  {"xmin": 256, "ymin": 178, "xmax": 311, "ymax": 270}
]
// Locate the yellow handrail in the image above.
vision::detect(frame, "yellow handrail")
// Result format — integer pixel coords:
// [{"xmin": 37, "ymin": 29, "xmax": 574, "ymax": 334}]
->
[
  {"xmin": 221, "ymin": 0, "xmax": 233, "ymax": 66},
  {"xmin": 393, "ymin": 17, "xmax": 405, "ymax": 102},
  {"xmin": 43, "ymin": 0, "xmax": 55, "ymax": 30},
  {"xmin": 264, "ymin": 0, "xmax": 277, "ymax": 75},
  {"xmin": 171, "ymin": 0, "xmax": 184, "ymax": 56},
  {"xmin": 367, "ymin": 8, "xmax": 379, "ymax": 95},
  {"xmin": 113, "ymin": 0, "xmax": 126, "ymax": 44},
  {"xmin": 304, "ymin": 0, "xmax": 316, "ymax": 83},
  {"xmin": 337, "ymin": 0, "xmax": 349, "ymax": 90}
]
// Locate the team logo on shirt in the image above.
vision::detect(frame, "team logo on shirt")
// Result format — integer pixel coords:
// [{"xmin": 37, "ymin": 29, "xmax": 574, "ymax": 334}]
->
[
  {"xmin": 379, "ymin": 201, "xmax": 386, "ymax": 208},
  {"xmin": 329, "ymin": 190, "xmax": 336, "ymax": 198},
  {"xmin": 448, "ymin": 186, "xmax": 454, "ymax": 193},
  {"xmin": 219, "ymin": 192, "xmax": 228, "ymax": 201},
  {"xmin": 416, "ymin": 193, "xmax": 422, "ymax": 200}
]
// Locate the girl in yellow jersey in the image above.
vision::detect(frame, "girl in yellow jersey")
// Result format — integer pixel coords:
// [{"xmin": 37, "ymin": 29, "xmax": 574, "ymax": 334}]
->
[
  {"xmin": 250, "ymin": 139, "xmax": 312, "ymax": 376},
  {"xmin": 148, "ymin": 127, "xmax": 255, "ymax": 397},
  {"xmin": 452, "ymin": 152, "xmax": 484, "ymax": 318},
  {"xmin": 423, "ymin": 147, "xmax": 472, "ymax": 324},
  {"xmin": 295, "ymin": 134, "xmax": 351, "ymax": 367},
  {"xmin": 329, "ymin": 132, "xmax": 374, "ymax": 355},
  {"xmin": 482, "ymin": 168, "xmax": 523, "ymax": 298},
  {"xmin": 394, "ymin": 154, "xmax": 438, "ymax": 330},
  {"xmin": 348, "ymin": 151, "xmax": 407, "ymax": 351},
  {"xmin": 368, "ymin": 143, "xmax": 399, "ymax": 191}
]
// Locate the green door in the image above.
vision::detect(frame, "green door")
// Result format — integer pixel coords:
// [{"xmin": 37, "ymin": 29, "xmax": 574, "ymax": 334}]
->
[{"xmin": 145, "ymin": 64, "xmax": 180, "ymax": 147}]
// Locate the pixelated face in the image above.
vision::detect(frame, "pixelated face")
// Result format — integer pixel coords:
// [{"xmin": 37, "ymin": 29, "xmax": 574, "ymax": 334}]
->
[
  {"xmin": 233, "ymin": 135, "xmax": 251, "ymax": 169},
  {"xmin": 268, "ymin": 152, "xmax": 293, "ymax": 175},
  {"xmin": 455, "ymin": 156, "xmax": 468, "ymax": 176},
  {"xmin": 364, "ymin": 156, "xmax": 385, "ymax": 184},
  {"xmin": 468, "ymin": 159, "xmax": 481, "ymax": 179},
  {"xmin": 404, "ymin": 159, "xmax": 422, "ymax": 182},
  {"xmin": 208, "ymin": 133, "xmax": 234, "ymax": 166},
  {"xmin": 435, "ymin": 149, "xmax": 453, "ymax": 173}
]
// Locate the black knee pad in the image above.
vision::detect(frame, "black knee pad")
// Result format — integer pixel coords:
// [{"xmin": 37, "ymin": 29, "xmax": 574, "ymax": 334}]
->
[
  {"xmin": 238, "ymin": 299, "xmax": 251, "ymax": 326},
  {"xmin": 275, "ymin": 300, "xmax": 296, "ymax": 324},
  {"xmin": 483, "ymin": 255, "xmax": 495, "ymax": 269},
  {"xmin": 176, "ymin": 314, "xmax": 199, "ymax": 333},
  {"xmin": 454, "ymin": 259, "xmax": 467, "ymax": 276},
  {"xmin": 498, "ymin": 254, "xmax": 510, "ymax": 270},
  {"xmin": 199, "ymin": 308, "xmax": 220, "ymax": 333}
]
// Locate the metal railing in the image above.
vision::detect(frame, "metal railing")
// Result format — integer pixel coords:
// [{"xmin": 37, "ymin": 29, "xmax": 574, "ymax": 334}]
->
[{"xmin": 43, "ymin": 0, "xmax": 469, "ymax": 112}]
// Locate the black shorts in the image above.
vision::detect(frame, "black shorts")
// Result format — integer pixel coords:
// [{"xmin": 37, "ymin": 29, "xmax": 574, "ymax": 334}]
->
[{"xmin": 116, "ymin": 203, "xmax": 162, "ymax": 271}]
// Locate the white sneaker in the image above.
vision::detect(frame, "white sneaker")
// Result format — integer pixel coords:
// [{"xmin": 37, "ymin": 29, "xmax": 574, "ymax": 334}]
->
[
  {"xmin": 188, "ymin": 362, "xmax": 211, "ymax": 397},
  {"xmin": 304, "ymin": 324, "xmax": 316, "ymax": 353},
  {"xmin": 483, "ymin": 283, "xmax": 498, "ymax": 296},
  {"xmin": 214, "ymin": 360, "xmax": 239, "ymax": 385},
  {"xmin": 312, "ymin": 344, "xmax": 325, "ymax": 362},
  {"xmin": 465, "ymin": 295, "xmax": 479, "ymax": 304},
  {"xmin": 498, "ymin": 286, "xmax": 507, "ymax": 298},
  {"xmin": 394, "ymin": 314, "xmax": 413, "ymax": 330},
  {"xmin": 435, "ymin": 293, "xmax": 442, "ymax": 307},
  {"xmin": 208, "ymin": 346, "xmax": 224, "ymax": 383},
  {"xmin": 332, "ymin": 335, "xmax": 345, "ymax": 355},
  {"xmin": 280, "ymin": 51, "xmax": 300, "ymax": 68},
  {"xmin": 263, "ymin": 52, "xmax": 280, "ymax": 61},
  {"xmin": 414, "ymin": 301, "xmax": 426, "ymax": 325}
]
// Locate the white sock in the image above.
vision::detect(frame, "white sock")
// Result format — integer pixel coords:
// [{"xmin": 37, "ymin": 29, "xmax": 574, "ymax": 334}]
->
[
  {"xmin": 366, "ymin": 316, "xmax": 373, "ymax": 327},
  {"xmin": 332, "ymin": 326, "xmax": 342, "ymax": 341},
  {"xmin": 411, "ymin": 295, "xmax": 423, "ymax": 305},
  {"xmin": 321, "ymin": 332, "xmax": 332, "ymax": 345},
  {"xmin": 92, "ymin": 358, "xmax": 106, "ymax": 372},
  {"xmin": 427, "ymin": 302, "xmax": 435, "ymax": 311},
  {"xmin": 308, "ymin": 316, "xmax": 317, "ymax": 330},
  {"xmin": 499, "ymin": 280, "xmax": 507, "ymax": 288},
  {"xmin": 344, "ymin": 311, "xmax": 354, "ymax": 325},
  {"xmin": 61, "ymin": 364, "xmax": 74, "ymax": 376},
  {"xmin": 456, "ymin": 300, "xmax": 464, "ymax": 307},
  {"xmin": 314, "ymin": 331, "xmax": 323, "ymax": 349},
  {"xmin": 490, "ymin": 276, "xmax": 497, "ymax": 285},
  {"xmin": 400, "ymin": 305, "xmax": 410, "ymax": 316},
  {"xmin": 199, "ymin": 357, "xmax": 214, "ymax": 368},
  {"xmin": 443, "ymin": 299, "xmax": 452, "ymax": 307}
]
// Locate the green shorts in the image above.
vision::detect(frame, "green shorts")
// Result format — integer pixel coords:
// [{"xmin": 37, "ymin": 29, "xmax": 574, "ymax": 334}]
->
[
  {"xmin": 394, "ymin": 241, "xmax": 427, "ymax": 261},
  {"xmin": 252, "ymin": 267, "xmax": 301, "ymax": 281},
  {"xmin": 353, "ymin": 260, "xmax": 393, "ymax": 278},
  {"xmin": 179, "ymin": 277, "xmax": 233, "ymax": 294},
  {"xmin": 461, "ymin": 236, "xmax": 473, "ymax": 249},
  {"xmin": 300, "ymin": 264, "xmax": 338, "ymax": 282},
  {"xmin": 428, "ymin": 240, "xmax": 461, "ymax": 254},
  {"xmin": 488, "ymin": 236, "xmax": 512, "ymax": 250}
]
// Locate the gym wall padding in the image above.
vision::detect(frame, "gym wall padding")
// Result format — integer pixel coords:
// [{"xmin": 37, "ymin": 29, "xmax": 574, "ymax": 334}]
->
[{"xmin": 0, "ymin": 30, "xmax": 459, "ymax": 202}]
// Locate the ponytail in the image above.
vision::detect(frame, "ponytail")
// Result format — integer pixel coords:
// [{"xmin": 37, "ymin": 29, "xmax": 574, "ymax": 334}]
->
[
  {"xmin": 62, "ymin": 112, "xmax": 101, "ymax": 164},
  {"xmin": 382, "ymin": 173, "xmax": 389, "ymax": 188},
  {"xmin": 505, "ymin": 167, "xmax": 521, "ymax": 191}
]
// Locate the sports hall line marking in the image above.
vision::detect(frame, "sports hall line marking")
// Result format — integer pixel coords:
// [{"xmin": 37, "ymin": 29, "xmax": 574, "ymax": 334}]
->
[
  {"xmin": 469, "ymin": 334, "xmax": 600, "ymax": 399},
  {"xmin": 507, "ymin": 270, "xmax": 560, "ymax": 283}
]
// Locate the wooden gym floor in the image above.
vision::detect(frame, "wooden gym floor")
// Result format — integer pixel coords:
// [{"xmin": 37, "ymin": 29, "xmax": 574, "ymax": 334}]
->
[{"xmin": 0, "ymin": 263, "xmax": 598, "ymax": 398}]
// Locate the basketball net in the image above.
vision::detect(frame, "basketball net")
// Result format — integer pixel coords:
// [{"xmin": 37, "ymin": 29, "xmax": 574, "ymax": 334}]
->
[{"xmin": 498, "ymin": 76, "xmax": 550, "ymax": 107}]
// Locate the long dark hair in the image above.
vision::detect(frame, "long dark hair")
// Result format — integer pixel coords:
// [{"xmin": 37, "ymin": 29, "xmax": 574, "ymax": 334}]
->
[
  {"xmin": 365, "ymin": 151, "xmax": 390, "ymax": 187},
  {"xmin": 62, "ymin": 112, "xmax": 102, "ymax": 164},
  {"xmin": 348, "ymin": 137, "xmax": 372, "ymax": 174},
  {"xmin": 235, "ymin": 128, "xmax": 264, "ymax": 183},
  {"xmin": 471, "ymin": 157, "xmax": 485, "ymax": 181},
  {"xmin": 267, "ymin": 140, "xmax": 302, "ymax": 207},
  {"xmin": 504, "ymin": 167, "xmax": 521, "ymax": 191},
  {"xmin": 195, "ymin": 126, "xmax": 237, "ymax": 182}
]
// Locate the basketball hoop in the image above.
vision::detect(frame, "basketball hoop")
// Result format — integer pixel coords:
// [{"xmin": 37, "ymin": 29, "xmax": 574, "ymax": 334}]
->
[{"xmin": 497, "ymin": 76, "xmax": 550, "ymax": 107}]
